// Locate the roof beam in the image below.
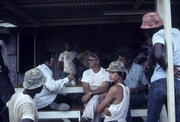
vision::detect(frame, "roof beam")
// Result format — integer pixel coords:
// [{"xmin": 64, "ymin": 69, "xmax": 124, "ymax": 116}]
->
[
  {"xmin": 103, "ymin": 11, "xmax": 149, "ymax": 16},
  {"xmin": 19, "ymin": 2, "xmax": 154, "ymax": 8},
  {"xmin": 23, "ymin": 16, "xmax": 142, "ymax": 27},
  {"xmin": 1, "ymin": 0, "xmax": 39, "ymax": 25}
]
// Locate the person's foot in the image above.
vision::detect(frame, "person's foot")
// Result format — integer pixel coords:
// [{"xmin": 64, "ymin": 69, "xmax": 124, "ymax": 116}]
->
[
  {"xmin": 50, "ymin": 102, "xmax": 70, "ymax": 111},
  {"xmin": 80, "ymin": 117, "xmax": 91, "ymax": 122}
]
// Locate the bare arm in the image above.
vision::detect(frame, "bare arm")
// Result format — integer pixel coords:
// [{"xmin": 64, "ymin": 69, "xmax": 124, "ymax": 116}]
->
[
  {"xmin": 22, "ymin": 119, "xmax": 34, "ymax": 122},
  {"xmin": 91, "ymin": 82, "xmax": 110, "ymax": 95},
  {"xmin": 81, "ymin": 82, "xmax": 92, "ymax": 94},
  {"xmin": 153, "ymin": 43, "xmax": 167, "ymax": 71},
  {"xmin": 81, "ymin": 81, "xmax": 110, "ymax": 95},
  {"xmin": 81, "ymin": 81, "xmax": 110, "ymax": 103},
  {"xmin": 57, "ymin": 61, "xmax": 63, "ymax": 72},
  {"xmin": 174, "ymin": 65, "xmax": 180, "ymax": 78},
  {"xmin": 97, "ymin": 86, "xmax": 122, "ymax": 113}
]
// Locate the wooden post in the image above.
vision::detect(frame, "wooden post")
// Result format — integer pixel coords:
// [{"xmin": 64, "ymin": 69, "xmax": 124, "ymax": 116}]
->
[
  {"xmin": 16, "ymin": 32, "xmax": 20, "ymax": 72},
  {"xmin": 33, "ymin": 33, "xmax": 36, "ymax": 67},
  {"xmin": 155, "ymin": 0, "xmax": 163, "ymax": 20},
  {"xmin": 163, "ymin": 0, "xmax": 176, "ymax": 122}
]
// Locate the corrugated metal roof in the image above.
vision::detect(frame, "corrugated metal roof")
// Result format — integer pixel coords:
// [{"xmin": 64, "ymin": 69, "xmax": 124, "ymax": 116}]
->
[{"xmin": 0, "ymin": 0, "xmax": 179, "ymax": 27}]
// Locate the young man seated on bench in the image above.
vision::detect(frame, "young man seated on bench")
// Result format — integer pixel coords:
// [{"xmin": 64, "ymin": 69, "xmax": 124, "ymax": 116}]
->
[{"xmin": 33, "ymin": 52, "xmax": 75, "ymax": 111}]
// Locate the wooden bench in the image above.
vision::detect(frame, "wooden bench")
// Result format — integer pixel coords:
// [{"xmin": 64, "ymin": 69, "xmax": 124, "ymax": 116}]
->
[
  {"xmin": 15, "ymin": 86, "xmax": 167, "ymax": 122},
  {"xmin": 15, "ymin": 85, "xmax": 83, "ymax": 122},
  {"xmin": 38, "ymin": 105, "xmax": 83, "ymax": 122},
  {"xmin": 131, "ymin": 105, "xmax": 167, "ymax": 122},
  {"xmin": 131, "ymin": 107, "xmax": 148, "ymax": 121}
]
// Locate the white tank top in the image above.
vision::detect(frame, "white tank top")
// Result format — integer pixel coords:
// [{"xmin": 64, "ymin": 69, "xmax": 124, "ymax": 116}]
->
[{"xmin": 104, "ymin": 84, "xmax": 130, "ymax": 122}]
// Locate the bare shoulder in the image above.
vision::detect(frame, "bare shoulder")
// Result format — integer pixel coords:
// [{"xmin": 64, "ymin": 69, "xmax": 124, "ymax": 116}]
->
[{"xmin": 109, "ymin": 85, "xmax": 123, "ymax": 94}]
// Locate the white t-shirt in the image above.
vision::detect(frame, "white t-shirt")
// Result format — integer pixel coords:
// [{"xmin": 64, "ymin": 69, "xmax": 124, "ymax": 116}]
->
[
  {"xmin": 58, "ymin": 51, "xmax": 77, "ymax": 74},
  {"xmin": 81, "ymin": 67, "xmax": 110, "ymax": 90},
  {"xmin": 7, "ymin": 92, "xmax": 38, "ymax": 122},
  {"xmin": 0, "ymin": 40, "xmax": 9, "ymax": 72},
  {"xmin": 151, "ymin": 28, "xmax": 180, "ymax": 82}
]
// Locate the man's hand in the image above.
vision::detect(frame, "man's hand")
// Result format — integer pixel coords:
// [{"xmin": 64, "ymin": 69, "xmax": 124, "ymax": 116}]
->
[
  {"xmin": 130, "ymin": 88, "xmax": 137, "ymax": 94},
  {"xmin": 67, "ymin": 74, "xmax": 75, "ymax": 81},
  {"xmin": 81, "ymin": 92, "xmax": 92, "ymax": 103},
  {"xmin": 103, "ymin": 107, "xmax": 111, "ymax": 116},
  {"xmin": 174, "ymin": 65, "xmax": 180, "ymax": 78},
  {"xmin": 1, "ymin": 66, "xmax": 9, "ymax": 73}
]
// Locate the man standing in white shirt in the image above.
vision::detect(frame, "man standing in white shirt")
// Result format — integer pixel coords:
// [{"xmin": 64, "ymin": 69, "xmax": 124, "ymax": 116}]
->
[
  {"xmin": 58, "ymin": 41, "xmax": 77, "ymax": 80},
  {"xmin": 80, "ymin": 52, "xmax": 110, "ymax": 122},
  {"xmin": 7, "ymin": 66, "xmax": 46, "ymax": 122},
  {"xmin": 141, "ymin": 12, "xmax": 180, "ymax": 122},
  {"xmin": 33, "ymin": 52, "xmax": 74, "ymax": 110}
]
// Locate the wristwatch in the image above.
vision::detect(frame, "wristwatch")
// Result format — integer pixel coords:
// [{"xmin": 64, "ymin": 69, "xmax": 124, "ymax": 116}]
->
[{"xmin": 89, "ymin": 92, "xmax": 92, "ymax": 96}]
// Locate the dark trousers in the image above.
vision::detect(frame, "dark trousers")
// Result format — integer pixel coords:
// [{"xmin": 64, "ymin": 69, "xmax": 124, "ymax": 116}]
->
[
  {"xmin": 0, "ymin": 98, "xmax": 9, "ymax": 122},
  {"xmin": 146, "ymin": 78, "xmax": 180, "ymax": 122},
  {"xmin": 38, "ymin": 94, "xmax": 73, "ymax": 110},
  {"xmin": 0, "ymin": 72, "xmax": 15, "ymax": 104},
  {"xmin": 54, "ymin": 94, "xmax": 73, "ymax": 105},
  {"xmin": 0, "ymin": 98, "xmax": 5, "ymax": 122}
]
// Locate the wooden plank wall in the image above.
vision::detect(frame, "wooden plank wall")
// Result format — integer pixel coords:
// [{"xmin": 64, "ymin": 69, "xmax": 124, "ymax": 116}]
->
[{"xmin": 7, "ymin": 23, "xmax": 146, "ymax": 85}]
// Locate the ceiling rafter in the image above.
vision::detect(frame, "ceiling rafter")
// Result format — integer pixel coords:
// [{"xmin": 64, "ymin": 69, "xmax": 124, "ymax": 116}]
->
[
  {"xmin": 23, "ymin": 16, "xmax": 143, "ymax": 27},
  {"xmin": 1, "ymin": 0, "xmax": 39, "ymax": 25},
  {"xmin": 0, "ymin": 0, "xmax": 179, "ymax": 27},
  {"xmin": 19, "ymin": 2, "xmax": 153, "ymax": 8}
]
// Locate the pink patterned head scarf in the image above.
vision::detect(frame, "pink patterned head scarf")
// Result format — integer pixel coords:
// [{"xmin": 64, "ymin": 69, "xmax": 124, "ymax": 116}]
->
[{"xmin": 141, "ymin": 12, "xmax": 164, "ymax": 29}]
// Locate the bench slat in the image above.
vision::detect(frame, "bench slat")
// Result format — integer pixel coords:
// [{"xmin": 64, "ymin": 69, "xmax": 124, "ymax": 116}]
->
[{"xmin": 38, "ymin": 111, "xmax": 81, "ymax": 119}]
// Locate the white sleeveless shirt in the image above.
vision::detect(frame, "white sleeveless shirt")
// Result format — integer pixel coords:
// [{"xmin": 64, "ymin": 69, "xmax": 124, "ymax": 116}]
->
[{"xmin": 104, "ymin": 84, "xmax": 130, "ymax": 122}]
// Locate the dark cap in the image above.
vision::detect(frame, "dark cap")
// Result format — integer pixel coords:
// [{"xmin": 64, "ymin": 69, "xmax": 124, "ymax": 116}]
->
[{"xmin": 89, "ymin": 52, "xmax": 103, "ymax": 61}]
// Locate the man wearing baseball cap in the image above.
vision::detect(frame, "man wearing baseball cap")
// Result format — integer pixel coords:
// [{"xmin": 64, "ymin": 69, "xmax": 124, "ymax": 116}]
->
[
  {"xmin": 141, "ymin": 12, "xmax": 180, "ymax": 122},
  {"xmin": 80, "ymin": 52, "xmax": 110, "ymax": 122},
  {"xmin": 7, "ymin": 68, "xmax": 46, "ymax": 122}
]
